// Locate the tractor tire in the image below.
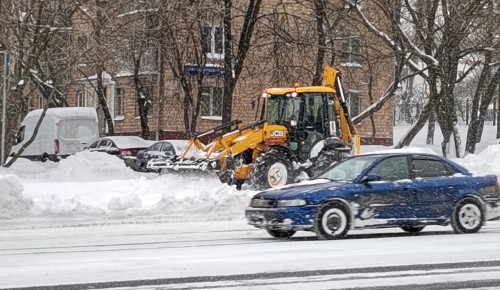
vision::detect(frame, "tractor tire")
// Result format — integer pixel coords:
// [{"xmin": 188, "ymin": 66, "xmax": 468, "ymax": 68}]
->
[
  {"xmin": 309, "ymin": 150, "xmax": 347, "ymax": 178},
  {"xmin": 250, "ymin": 153, "xmax": 293, "ymax": 190}
]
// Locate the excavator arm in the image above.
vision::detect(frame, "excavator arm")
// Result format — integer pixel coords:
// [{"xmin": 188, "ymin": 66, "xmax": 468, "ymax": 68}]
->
[{"xmin": 323, "ymin": 66, "xmax": 361, "ymax": 155}]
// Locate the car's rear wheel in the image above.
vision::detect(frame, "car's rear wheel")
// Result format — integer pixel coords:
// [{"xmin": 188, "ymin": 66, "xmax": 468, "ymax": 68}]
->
[
  {"xmin": 314, "ymin": 202, "xmax": 350, "ymax": 240},
  {"xmin": 451, "ymin": 198, "xmax": 484, "ymax": 234},
  {"xmin": 400, "ymin": 225, "xmax": 425, "ymax": 233},
  {"xmin": 266, "ymin": 229, "xmax": 296, "ymax": 239}
]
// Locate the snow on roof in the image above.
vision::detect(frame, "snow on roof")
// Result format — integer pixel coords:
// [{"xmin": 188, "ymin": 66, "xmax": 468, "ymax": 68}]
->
[
  {"xmin": 75, "ymin": 71, "xmax": 114, "ymax": 83},
  {"xmin": 361, "ymin": 147, "xmax": 438, "ymax": 155},
  {"xmin": 103, "ymin": 136, "xmax": 151, "ymax": 148},
  {"xmin": 25, "ymin": 107, "xmax": 98, "ymax": 120}
]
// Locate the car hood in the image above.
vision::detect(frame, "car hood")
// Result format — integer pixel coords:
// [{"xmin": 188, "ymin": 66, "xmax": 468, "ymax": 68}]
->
[{"xmin": 254, "ymin": 179, "xmax": 349, "ymax": 200}]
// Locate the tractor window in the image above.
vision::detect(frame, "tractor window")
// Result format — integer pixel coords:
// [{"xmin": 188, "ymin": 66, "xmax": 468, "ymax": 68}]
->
[
  {"xmin": 267, "ymin": 95, "xmax": 300, "ymax": 125},
  {"xmin": 301, "ymin": 93, "xmax": 326, "ymax": 134}
]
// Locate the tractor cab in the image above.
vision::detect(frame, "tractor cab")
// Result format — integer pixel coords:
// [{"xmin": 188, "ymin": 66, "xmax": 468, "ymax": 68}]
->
[{"xmin": 262, "ymin": 86, "xmax": 343, "ymax": 161}]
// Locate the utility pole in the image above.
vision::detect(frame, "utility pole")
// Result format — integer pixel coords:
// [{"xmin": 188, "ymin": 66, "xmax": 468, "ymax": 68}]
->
[
  {"xmin": 497, "ymin": 87, "xmax": 500, "ymax": 139},
  {"xmin": 1, "ymin": 51, "xmax": 9, "ymax": 165}
]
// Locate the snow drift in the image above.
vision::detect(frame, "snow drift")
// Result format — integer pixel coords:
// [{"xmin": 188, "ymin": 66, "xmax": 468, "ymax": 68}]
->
[
  {"xmin": 0, "ymin": 151, "xmax": 256, "ymax": 220},
  {"xmin": 0, "ymin": 174, "xmax": 33, "ymax": 219}
]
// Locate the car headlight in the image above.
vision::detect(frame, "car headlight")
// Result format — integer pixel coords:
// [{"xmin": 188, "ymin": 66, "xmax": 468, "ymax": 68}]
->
[{"xmin": 277, "ymin": 199, "xmax": 306, "ymax": 207}]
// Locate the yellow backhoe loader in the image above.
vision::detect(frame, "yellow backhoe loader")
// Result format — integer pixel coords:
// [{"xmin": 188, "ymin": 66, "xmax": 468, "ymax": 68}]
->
[{"xmin": 148, "ymin": 66, "xmax": 360, "ymax": 190}]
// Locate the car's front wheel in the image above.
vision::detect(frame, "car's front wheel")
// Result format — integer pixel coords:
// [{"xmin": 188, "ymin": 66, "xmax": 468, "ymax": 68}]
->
[
  {"xmin": 451, "ymin": 198, "xmax": 484, "ymax": 234},
  {"xmin": 314, "ymin": 202, "xmax": 350, "ymax": 240},
  {"xmin": 400, "ymin": 225, "xmax": 425, "ymax": 233},
  {"xmin": 266, "ymin": 229, "xmax": 296, "ymax": 239}
]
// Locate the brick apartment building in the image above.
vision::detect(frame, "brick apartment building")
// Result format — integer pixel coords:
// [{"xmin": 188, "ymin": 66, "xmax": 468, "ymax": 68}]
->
[{"xmin": 40, "ymin": 1, "xmax": 394, "ymax": 146}]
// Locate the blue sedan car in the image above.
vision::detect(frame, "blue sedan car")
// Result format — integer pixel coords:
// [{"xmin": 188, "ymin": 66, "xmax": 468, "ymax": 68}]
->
[{"xmin": 246, "ymin": 152, "xmax": 500, "ymax": 239}]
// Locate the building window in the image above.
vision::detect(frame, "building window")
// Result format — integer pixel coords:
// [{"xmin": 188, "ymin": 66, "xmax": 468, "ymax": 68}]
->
[
  {"xmin": 201, "ymin": 86, "xmax": 223, "ymax": 117},
  {"xmin": 135, "ymin": 86, "xmax": 153, "ymax": 116},
  {"xmin": 78, "ymin": 91, "xmax": 87, "ymax": 107},
  {"xmin": 340, "ymin": 36, "xmax": 363, "ymax": 66},
  {"xmin": 115, "ymin": 87, "xmax": 124, "ymax": 117},
  {"xmin": 346, "ymin": 91, "xmax": 360, "ymax": 117},
  {"xmin": 202, "ymin": 25, "xmax": 224, "ymax": 59},
  {"xmin": 78, "ymin": 91, "xmax": 96, "ymax": 107},
  {"xmin": 37, "ymin": 96, "xmax": 45, "ymax": 109}
]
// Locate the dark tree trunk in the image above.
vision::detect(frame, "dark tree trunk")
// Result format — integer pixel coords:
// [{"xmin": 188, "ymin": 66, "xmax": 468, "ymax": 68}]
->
[
  {"xmin": 221, "ymin": 0, "xmax": 262, "ymax": 127},
  {"xmin": 96, "ymin": 65, "xmax": 114, "ymax": 135},
  {"xmin": 426, "ymin": 111, "xmax": 435, "ymax": 145},
  {"xmin": 394, "ymin": 100, "xmax": 433, "ymax": 148},
  {"xmin": 312, "ymin": 0, "xmax": 326, "ymax": 86},
  {"xmin": 133, "ymin": 56, "xmax": 150, "ymax": 140}
]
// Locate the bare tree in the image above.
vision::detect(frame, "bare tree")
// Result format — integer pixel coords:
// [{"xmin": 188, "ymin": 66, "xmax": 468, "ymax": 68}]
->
[
  {"xmin": 0, "ymin": 0, "xmax": 79, "ymax": 165},
  {"xmin": 346, "ymin": 0, "xmax": 499, "ymax": 157}
]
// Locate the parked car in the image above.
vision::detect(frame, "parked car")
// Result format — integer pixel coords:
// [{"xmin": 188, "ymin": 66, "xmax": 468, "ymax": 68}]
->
[
  {"xmin": 86, "ymin": 136, "xmax": 154, "ymax": 167},
  {"xmin": 134, "ymin": 140, "xmax": 190, "ymax": 172},
  {"xmin": 246, "ymin": 152, "xmax": 500, "ymax": 240}
]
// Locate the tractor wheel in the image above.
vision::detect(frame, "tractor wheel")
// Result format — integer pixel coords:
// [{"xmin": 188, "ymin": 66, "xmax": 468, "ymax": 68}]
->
[
  {"xmin": 309, "ymin": 150, "xmax": 347, "ymax": 178},
  {"xmin": 251, "ymin": 153, "xmax": 293, "ymax": 190}
]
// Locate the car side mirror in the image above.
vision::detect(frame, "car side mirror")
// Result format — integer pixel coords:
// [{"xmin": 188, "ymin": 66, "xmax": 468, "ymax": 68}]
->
[{"xmin": 360, "ymin": 174, "xmax": 381, "ymax": 183}]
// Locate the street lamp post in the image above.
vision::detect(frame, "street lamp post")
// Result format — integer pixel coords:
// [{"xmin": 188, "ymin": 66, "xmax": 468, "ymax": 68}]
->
[{"xmin": 1, "ymin": 51, "xmax": 9, "ymax": 165}]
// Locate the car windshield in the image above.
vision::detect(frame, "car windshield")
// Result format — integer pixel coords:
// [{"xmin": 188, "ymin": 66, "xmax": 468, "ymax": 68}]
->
[{"xmin": 315, "ymin": 155, "xmax": 380, "ymax": 182}]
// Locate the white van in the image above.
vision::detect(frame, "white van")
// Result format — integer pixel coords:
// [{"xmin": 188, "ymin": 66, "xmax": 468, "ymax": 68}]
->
[{"xmin": 10, "ymin": 107, "xmax": 99, "ymax": 161}]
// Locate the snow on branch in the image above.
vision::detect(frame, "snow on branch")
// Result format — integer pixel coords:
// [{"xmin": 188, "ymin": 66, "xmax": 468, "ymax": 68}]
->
[{"xmin": 345, "ymin": 0, "xmax": 439, "ymax": 67}]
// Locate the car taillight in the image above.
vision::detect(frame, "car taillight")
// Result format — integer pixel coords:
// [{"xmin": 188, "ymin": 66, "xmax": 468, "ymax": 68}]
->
[
  {"xmin": 54, "ymin": 139, "xmax": 60, "ymax": 155},
  {"xmin": 120, "ymin": 149, "xmax": 132, "ymax": 156}
]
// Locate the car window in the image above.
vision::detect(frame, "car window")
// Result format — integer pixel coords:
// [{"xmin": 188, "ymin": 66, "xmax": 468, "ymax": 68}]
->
[
  {"xmin": 367, "ymin": 156, "xmax": 410, "ymax": 181},
  {"xmin": 161, "ymin": 143, "xmax": 175, "ymax": 155},
  {"xmin": 412, "ymin": 158, "xmax": 456, "ymax": 178},
  {"xmin": 98, "ymin": 140, "xmax": 111, "ymax": 148},
  {"xmin": 316, "ymin": 155, "xmax": 379, "ymax": 181},
  {"xmin": 88, "ymin": 140, "xmax": 99, "ymax": 149},
  {"xmin": 14, "ymin": 125, "xmax": 25, "ymax": 145},
  {"xmin": 149, "ymin": 142, "xmax": 163, "ymax": 151}
]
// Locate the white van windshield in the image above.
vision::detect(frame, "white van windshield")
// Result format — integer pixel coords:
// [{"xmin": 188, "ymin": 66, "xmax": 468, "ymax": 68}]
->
[{"xmin": 59, "ymin": 119, "xmax": 97, "ymax": 139}]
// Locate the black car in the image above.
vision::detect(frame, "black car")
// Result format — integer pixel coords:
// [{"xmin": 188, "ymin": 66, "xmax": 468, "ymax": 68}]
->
[
  {"xmin": 86, "ymin": 136, "xmax": 154, "ymax": 167},
  {"xmin": 134, "ymin": 140, "xmax": 190, "ymax": 172}
]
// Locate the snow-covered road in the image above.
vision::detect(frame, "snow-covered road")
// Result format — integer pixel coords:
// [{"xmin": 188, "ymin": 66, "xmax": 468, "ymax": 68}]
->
[{"xmin": 1, "ymin": 219, "xmax": 500, "ymax": 289}]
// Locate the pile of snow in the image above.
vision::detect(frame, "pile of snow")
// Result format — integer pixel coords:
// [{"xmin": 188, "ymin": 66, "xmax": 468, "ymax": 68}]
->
[
  {"xmin": 456, "ymin": 144, "xmax": 500, "ymax": 176},
  {"xmin": 48, "ymin": 151, "xmax": 140, "ymax": 181},
  {"xmin": 0, "ymin": 152, "xmax": 256, "ymax": 221},
  {"xmin": 0, "ymin": 175, "xmax": 33, "ymax": 219}
]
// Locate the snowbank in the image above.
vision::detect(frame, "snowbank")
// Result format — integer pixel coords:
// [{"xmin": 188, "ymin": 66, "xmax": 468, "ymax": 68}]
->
[
  {"xmin": 0, "ymin": 151, "xmax": 256, "ymax": 221},
  {"xmin": 456, "ymin": 144, "xmax": 500, "ymax": 176},
  {"xmin": 0, "ymin": 175, "xmax": 33, "ymax": 219},
  {"xmin": 48, "ymin": 151, "xmax": 140, "ymax": 181}
]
